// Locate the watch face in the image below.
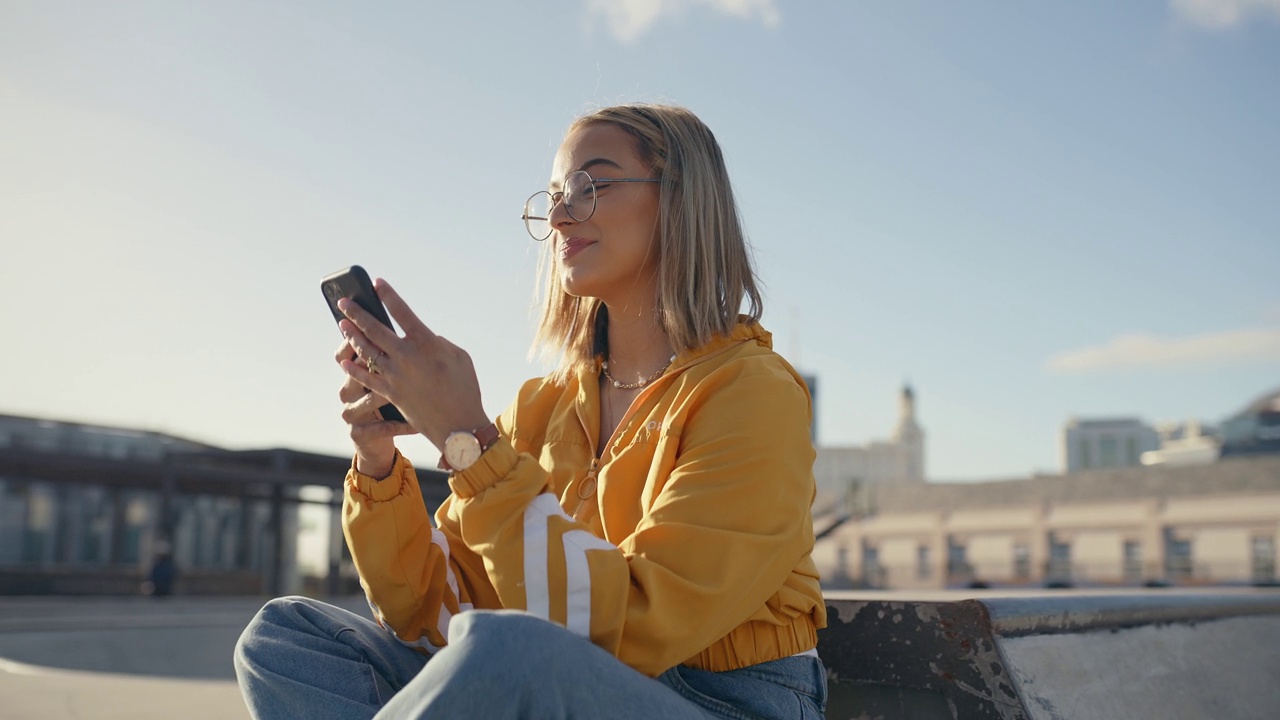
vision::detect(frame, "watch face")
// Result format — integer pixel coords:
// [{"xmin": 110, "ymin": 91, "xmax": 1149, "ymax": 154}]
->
[{"xmin": 445, "ymin": 432, "xmax": 482, "ymax": 471}]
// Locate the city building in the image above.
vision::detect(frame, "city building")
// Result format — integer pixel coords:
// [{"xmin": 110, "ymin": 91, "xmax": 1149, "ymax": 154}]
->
[
  {"xmin": 816, "ymin": 388, "xmax": 1280, "ymax": 591},
  {"xmin": 813, "ymin": 384, "xmax": 926, "ymax": 506},
  {"xmin": 1142, "ymin": 419, "xmax": 1221, "ymax": 467},
  {"xmin": 812, "ymin": 454, "xmax": 1280, "ymax": 591},
  {"xmin": 0, "ymin": 413, "xmax": 450, "ymax": 595},
  {"xmin": 799, "ymin": 372, "xmax": 818, "ymax": 444},
  {"xmin": 1220, "ymin": 388, "xmax": 1280, "ymax": 458},
  {"xmin": 1060, "ymin": 417, "xmax": 1160, "ymax": 473}
]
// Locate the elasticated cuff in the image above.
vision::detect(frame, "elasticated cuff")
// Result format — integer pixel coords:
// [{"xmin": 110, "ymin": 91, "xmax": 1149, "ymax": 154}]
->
[
  {"xmin": 446, "ymin": 438, "xmax": 518, "ymax": 499},
  {"xmin": 346, "ymin": 451, "xmax": 412, "ymax": 503}
]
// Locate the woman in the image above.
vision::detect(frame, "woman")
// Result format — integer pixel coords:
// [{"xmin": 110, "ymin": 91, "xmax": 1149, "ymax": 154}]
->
[{"xmin": 235, "ymin": 104, "xmax": 827, "ymax": 719}]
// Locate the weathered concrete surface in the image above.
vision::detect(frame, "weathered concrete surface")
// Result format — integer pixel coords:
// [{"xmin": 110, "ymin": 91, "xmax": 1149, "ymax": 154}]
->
[
  {"xmin": 1001, "ymin": 615, "xmax": 1280, "ymax": 719},
  {"xmin": 0, "ymin": 595, "xmax": 369, "ymax": 679},
  {"xmin": 819, "ymin": 597, "xmax": 1024, "ymax": 719},
  {"xmin": 818, "ymin": 589, "xmax": 1280, "ymax": 720},
  {"xmin": 0, "ymin": 659, "xmax": 247, "ymax": 720},
  {"xmin": 0, "ymin": 595, "xmax": 369, "ymax": 720}
]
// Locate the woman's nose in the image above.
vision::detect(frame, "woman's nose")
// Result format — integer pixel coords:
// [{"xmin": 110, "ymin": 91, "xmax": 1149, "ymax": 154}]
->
[{"xmin": 549, "ymin": 195, "xmax": 575, "ymax": 229}]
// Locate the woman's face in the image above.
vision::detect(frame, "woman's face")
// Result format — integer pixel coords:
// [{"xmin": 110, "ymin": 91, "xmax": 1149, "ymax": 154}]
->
[{"xmin": 549, "ymin": 122, "xmax": 661, "ymax": 305}]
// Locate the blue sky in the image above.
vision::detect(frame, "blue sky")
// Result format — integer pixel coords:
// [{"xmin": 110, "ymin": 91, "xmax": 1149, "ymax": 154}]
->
[{"xmin": 2, "ymin": 0, "xmax": 1277, "ymax": 480}]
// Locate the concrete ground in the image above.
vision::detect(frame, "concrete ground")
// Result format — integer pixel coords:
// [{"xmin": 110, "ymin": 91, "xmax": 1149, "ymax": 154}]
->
[{"xmin": 0, "ymin": 595, "xmax": 369, "ymax": 720}]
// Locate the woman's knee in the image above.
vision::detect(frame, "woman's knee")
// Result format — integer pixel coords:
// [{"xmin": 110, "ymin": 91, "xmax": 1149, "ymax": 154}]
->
[
  {"xmin": 234, "ymin": 596, "xmax": 326, "ymax": 668},
  {"xmin": 402, "ymin": 611, "xmax": 583, "ymax": 708},
  {"xmin": 449, "ymin": 610, "xmax": 574, "ymax": 656},
  {"xmin": 441, "ymin": 611, "xmax": 592, "ymax": 677}
]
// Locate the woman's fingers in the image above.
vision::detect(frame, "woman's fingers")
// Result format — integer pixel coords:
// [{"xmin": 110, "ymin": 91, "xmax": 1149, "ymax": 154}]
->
[
  {"xmin": 337, "ymin": 320, "xmax": 393, "ymax": 382},
  {"xmin": 337, "ymin": 297, "xmax": 401, "ymax": 350},
  {"xmin": 342, "ymin": 390, "xmax": 394, "ymax": 424},
  {"xmin": 338, "ymin": 374, "xmax": 376, "ymax": 404},
  {"xmin": 340, "ymin": 353, "xmax": 388, "ymax": 398},
  {"xmin": 349, "ymin": 419, "xmax": 415, "ymax": 445},
  {"xmin": 334, "ymin": 339, "xmax": 356, "ymax": 366},
  {"xmin": 375, "ymin": 279, "xmax": 435, "ymax": 341}
]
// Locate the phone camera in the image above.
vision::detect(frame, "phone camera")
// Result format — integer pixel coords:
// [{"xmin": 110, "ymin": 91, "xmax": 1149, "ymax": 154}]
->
[{"xmin": 323, "ymin": 283, "xmax": 341, "ymax": 301}]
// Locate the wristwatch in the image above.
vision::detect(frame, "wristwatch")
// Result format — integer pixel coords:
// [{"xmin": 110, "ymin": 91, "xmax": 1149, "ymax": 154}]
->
[{"xmin": 439, "ymin": 423, "xmax": 500, "ymax": 473}]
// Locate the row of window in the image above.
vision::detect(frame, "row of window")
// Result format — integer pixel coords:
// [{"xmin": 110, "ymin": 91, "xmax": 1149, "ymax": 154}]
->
[
  {"xmin": 1077, "ymin": 435, "xmax": 1143, "ymax": 469},
  {"xmin": 0, "ymin": 479, "xmax": 285, "ymax": 573},
  {"xmin": 853, "ymin": 534, "xmax": 1277, "ymax": 585}
]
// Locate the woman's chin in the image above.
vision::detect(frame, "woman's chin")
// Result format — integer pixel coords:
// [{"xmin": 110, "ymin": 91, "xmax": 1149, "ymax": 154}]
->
[{"xmin": 558, "ymin": 270, "xmax": 603, "ymax": 299}]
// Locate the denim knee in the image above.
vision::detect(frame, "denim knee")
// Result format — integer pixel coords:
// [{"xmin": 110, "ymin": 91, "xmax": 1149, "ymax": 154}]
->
[
  {"xmin": 438, "ymin": 610, "xmax": 579, "ymax": 682},
  {"xmin": 449, "ymin": 610, "xmax": 565, "ymax": 656},
  {"xmin": 234, "ymin": 596, "xmax": 313, "ymax": 670}
]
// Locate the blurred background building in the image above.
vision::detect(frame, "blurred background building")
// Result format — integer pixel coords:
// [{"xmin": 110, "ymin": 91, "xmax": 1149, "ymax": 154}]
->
[
  {"xmin": 812, "ymin": 387, "xmax": 1280, "ymax": 591},
  {"xmin": 0, "ymin": 414, "xmax": 450, "ymax": 596},
  {"xmin": 1220, "ymin": 389, "xmax": 1280, "ymax": 458},
  {"xmin": 6, "ymin": 385, "xmax": 1275, "ymax": 597},
  {"xmin": 1060, "ymin": 418, "xmax": 1160, "ymax": 472},
  {"xmin": 813, "ymin": 384, "xmax": 926, "ymax": 507}
]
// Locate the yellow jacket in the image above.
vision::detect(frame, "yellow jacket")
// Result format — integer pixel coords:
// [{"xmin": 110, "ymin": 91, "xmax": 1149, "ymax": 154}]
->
[{"xmin": 342, "ymin": 321, "xmax": 826, "ymax": 677}]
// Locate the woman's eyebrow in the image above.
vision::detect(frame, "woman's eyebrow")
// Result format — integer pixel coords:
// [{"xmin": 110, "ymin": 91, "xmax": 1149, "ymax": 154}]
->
[
  {"xmin": 550, "ymin": 157, "xmax": 626, "ymax": 190},
  {"xmin": 576, "ymin": 157, "xmax": 623, "ymax": 174}
]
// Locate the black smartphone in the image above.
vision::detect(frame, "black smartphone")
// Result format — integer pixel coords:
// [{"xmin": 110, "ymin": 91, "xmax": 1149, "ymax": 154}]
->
[{"xmin": 320, "ymin": 265, "xmax": 407, "ymax": 423}]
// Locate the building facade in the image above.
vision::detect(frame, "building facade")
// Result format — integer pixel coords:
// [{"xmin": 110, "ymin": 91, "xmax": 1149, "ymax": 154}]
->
[
  {"xmin": 1060, "ymin": 418, "xmax": 1160, "ymax": 473},
  {"xmin": 1221, "ymin": 388, "xmax": 1280, "ymax": 458},
  {"xmin": 812, "ymin": 455, "xmax": 1280, "ymax": 591},
  {"xmin": 0, "ymin": 416, "xmax": 227, "ymax": 575},
  {"xmin": 0, "ymin": 414, "xmax": 453, "ymax": 595}
]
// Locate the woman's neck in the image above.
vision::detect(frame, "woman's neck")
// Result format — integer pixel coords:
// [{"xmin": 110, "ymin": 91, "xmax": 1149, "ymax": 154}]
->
[{"xmin": 603, "ymin": 302, "xmax": 674, "ymax": 382}]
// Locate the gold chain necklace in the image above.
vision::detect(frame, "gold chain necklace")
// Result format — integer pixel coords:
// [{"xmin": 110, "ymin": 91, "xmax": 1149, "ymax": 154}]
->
[{"xmin": 601, "ymin": 355, "xmax": 676, "ymax": 390}]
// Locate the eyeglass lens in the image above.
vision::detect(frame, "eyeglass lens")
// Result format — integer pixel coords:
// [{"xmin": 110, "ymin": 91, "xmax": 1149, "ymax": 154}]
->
[{"xmin": 522, "ymin": 171, "xmax": 598, "ymax": 241}]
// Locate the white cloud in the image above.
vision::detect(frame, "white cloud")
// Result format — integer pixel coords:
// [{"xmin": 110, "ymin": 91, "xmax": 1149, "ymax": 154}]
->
[
  {"xmin": 1171, "ymin": 0, "xmax": 1280, "ymax": 29},
  {"xmin": 1045, "ymin": 327, "xmax": 1280, "ymax": 374},
  {"xmin": 583, "ymin": 0, "xmax": 780, "ymax": 45}
]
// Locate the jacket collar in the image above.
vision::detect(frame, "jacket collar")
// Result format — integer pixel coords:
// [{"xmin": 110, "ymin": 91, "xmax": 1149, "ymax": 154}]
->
[
  {"xmin": 671, "ymin": 317, "xmax": 771, "ymax": 371},
  {"xmin": 571, "ymin": 318, "xmax": 771, "ymax": 443},
  {"xmin": 576, "ymin": 317, "xmax": 771, "ymax": 388}
]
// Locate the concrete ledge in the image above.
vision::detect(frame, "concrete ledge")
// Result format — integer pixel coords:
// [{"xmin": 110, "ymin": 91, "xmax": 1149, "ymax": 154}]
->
[
  {"xmin": 984, "ymin": 592, "xmax": 1280, "ymax": 636},
  {"xmin": 4, "ymin": 593, "xmax": 1277, "ymax": 719},
  {"xmin": 816, "ymin": 589, "xmax": 1280, "ymax": 719}
]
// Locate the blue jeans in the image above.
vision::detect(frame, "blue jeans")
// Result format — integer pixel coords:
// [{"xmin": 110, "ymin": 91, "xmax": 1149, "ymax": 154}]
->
[{"xmin": 234, "ymin": 596, "xmax": 826, "ymax": 719}]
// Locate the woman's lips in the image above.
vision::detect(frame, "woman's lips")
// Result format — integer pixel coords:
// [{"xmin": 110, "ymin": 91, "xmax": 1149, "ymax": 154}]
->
[{"xmin": 560, "ymin": 237, "xmax": 595, "ymax": 261}]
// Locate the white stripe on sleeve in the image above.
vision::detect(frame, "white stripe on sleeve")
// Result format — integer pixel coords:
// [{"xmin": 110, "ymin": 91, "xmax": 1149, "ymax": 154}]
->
[
  {"xmin": 429, "ymin": 527, "xmax": 473, "ymax": 636},
  {"xmin": 523, "ymin": 495, "xmax": 554, "ymax": 619},
  {"xmin": 522, "ymin": 493, "xmax": 618, "ymax": 636},
  {"xmin": 561, "ymin": 529, "xmax": 616, "ymax": 636}
]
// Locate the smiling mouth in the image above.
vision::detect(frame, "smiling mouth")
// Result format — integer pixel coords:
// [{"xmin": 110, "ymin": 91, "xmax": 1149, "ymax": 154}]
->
[{"xmin": 560, "ymin": 237, "xmax": 595, "ymax": 260}]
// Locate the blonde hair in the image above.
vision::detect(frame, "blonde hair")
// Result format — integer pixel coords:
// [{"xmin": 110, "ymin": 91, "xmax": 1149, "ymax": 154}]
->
[{"xmin": 534, "ymin": 104, "xmax": 763, "ymax": 381}]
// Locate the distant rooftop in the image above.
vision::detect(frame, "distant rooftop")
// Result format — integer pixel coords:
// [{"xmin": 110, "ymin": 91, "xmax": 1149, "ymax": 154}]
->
[
  {"xmin": 1232, "ymin": 388, "xmax": 1280, "ymax": 418},
  {"xmin": 1063, "ymin": 417, "xmax": 1148, "ymax": 429},
  {"xmin": 0, "ymin": 413, "xmax": 213, "ymax": 448},
  {"xmin": 868, "ymin": 455, "xmax": 1280, "ymax": 514}
]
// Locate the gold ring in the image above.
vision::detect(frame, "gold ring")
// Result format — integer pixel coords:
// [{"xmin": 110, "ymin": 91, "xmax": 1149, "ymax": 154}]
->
[{"xmin": 366, "ymin": 353, "xmax": 381, "ymax": 375}]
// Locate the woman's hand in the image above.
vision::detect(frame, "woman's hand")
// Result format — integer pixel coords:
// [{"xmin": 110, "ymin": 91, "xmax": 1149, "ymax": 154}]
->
[
  {"xmin": 336, "ymin": 278, "xmax": 490, "ymax": 453},
  {"xmin": 335, "ymin": 341, "xmax": 414, "ymax": 478}
]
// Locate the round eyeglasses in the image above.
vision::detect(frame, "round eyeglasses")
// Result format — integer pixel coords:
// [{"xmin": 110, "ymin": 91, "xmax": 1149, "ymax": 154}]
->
[{"xmin": 521, "ymin": 170, "xmax": 660, "ymax": 241}]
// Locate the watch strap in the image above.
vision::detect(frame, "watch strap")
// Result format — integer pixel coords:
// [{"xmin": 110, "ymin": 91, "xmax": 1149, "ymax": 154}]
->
[{"xmin": 473, "ymin": 422, "xmax": 500, "ymax": 453}]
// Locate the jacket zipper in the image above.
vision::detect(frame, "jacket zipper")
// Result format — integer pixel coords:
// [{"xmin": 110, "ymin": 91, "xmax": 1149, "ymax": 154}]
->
[
  {"xmin": 570, "ymin": 458, "xmax": 600, "ymax": 520},
  {"xmin": 569, "ymin": 339, "xmax": 751, "ymax": 521},
  {"xmin": 570, "ymin": 369, "xmax": 672, "ymax": 520}
]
